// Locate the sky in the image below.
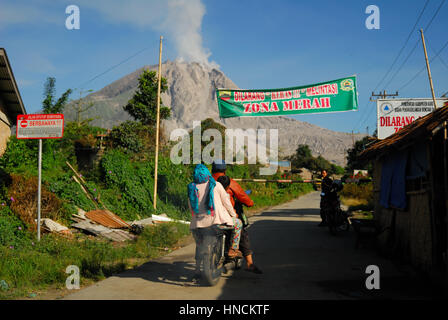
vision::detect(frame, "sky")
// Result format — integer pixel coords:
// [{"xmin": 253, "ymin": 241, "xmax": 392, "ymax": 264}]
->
[{"xmin": 1, "ymin": 0, "xmax": 447, "ymax": 134}]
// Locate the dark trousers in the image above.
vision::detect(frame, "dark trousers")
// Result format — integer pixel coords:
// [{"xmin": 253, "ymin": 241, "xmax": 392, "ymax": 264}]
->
[
  {"xmin": 320, "ymin": 198, "xmax": 328, "ymax": 223},
  {"xmin": 238, "ymin": 227, "xmax": 253, "ymax": 257}
]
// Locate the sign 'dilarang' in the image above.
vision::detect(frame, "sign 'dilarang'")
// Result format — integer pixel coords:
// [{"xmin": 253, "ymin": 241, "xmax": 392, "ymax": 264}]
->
[{"xmin": 216, "ymin": 76, "xmax": 358, "ymax": 118}]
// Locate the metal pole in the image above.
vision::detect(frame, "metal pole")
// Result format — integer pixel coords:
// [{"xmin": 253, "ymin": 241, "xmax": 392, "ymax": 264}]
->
[
  {"xmin": 37, "ymin": 139, "xmax": 42, "ymax": 241},
  {"xmin": 420, "ymin": 29, "xmax": 438, "ymax": 110},
  {"xmin": 153, "ymin": 36, "xmax": 163, "ymax": 210}
]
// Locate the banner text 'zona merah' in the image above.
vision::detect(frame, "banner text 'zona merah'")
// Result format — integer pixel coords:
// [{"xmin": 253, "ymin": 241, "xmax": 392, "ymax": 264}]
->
[{"xmin": 216, "ymin": 76, "xmax": 358, "ymax": 118}]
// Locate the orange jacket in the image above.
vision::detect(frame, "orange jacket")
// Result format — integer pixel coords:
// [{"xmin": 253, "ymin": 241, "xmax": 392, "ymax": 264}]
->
[{"xmin": 212, "ymin": 172, "xmax": 254, "ymax": 208}]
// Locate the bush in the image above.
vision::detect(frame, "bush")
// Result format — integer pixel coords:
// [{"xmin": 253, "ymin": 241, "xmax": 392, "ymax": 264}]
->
[
  {"xmin": 7, "ymin": 174, "xmax": 67, "ymax": 229},
  {"xmin": 108, "ymin": 121, "xmax": 145, "ymax": 154},
  {"xmin": 0, "ymin": 206, "xmax": 30, "ymax": 249},
  {"xmin": 0, "ymin": 137, "xmax": 37, "ymax": 174},
  {"xmin": 340, "ymin": 182, "xmax": 373, "ymax": 203}
]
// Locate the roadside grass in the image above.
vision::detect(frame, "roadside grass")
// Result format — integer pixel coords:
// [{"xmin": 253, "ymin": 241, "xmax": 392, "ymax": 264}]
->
[
  {"xmin": 0, "ymin": 147, "xmax": 314, "ymax": 300},
  {"xmin": 340, "ymin": 182, "xmax": 374, "ymax": 219},
  {"xmin": 0, "ymin": 222, "xmax": 190, "ymax": 299},
  {"xmin": 241, "ymin": 181, "xmax": 315, "ymax": 214}
]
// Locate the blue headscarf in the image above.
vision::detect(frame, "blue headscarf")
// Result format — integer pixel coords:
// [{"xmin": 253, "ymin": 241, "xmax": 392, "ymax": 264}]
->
[{"xmin": 187, "ymin": 164, "xmax": 216, "ymax": 216}]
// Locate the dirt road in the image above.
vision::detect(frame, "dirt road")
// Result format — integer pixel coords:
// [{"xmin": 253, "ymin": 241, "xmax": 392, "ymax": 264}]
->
[{"xmin": 64, "ymin": 191, "xmax": 439, "ymax": 300}]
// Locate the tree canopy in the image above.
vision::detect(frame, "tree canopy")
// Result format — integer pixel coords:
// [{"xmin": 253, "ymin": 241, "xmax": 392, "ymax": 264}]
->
[
  {"xmin": 346, "ymin": 136, "xmax": 373, "ymax": 171},
  {"xmin": 123, "ymin": 69, "xmax": 171, "ymax": 126},
  {"xmin": 42, "ymin": 77, "xmax": 72, "ymax": 114},
  {"xmin": 290, "ymin": 144, "xmax": 344, "ymax": 175}
]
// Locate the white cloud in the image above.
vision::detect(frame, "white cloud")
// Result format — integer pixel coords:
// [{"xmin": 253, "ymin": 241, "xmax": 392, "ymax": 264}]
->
[
  {"xmin": 0, "ymin": 2, "xmax": 59, "ymax": 28},
  {"xmin": 22, "ymin": 53, "xmax": 57, "ymax": 74},
  {"xmin": 78, "ymin": 0, "xmax": 219, "ymax": 68},
  {"xmin": 0, "ymin": 0, "xmax": 218, "ymax": 68},
  {"xmin": 16, "ymin": 79, "xmax": 35, "ymax": 87}
]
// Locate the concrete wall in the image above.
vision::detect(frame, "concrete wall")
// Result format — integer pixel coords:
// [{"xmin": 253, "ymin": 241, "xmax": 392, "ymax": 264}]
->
[
  {"xmin": 373, "ymin": 158, "xmax": 433, "ymax": 271},
  {"xmin": 0, "ymin": 99, "xmax": 12, "ymax": 156}
]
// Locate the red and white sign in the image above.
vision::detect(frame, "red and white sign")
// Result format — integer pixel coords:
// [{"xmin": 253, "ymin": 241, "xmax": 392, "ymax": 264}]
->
[{"xmin": 16, "ymin": 114, "xmax": 64, "ymax": 139}]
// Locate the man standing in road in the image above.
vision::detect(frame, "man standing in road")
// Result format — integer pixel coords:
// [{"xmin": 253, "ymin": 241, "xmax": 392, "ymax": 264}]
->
[
  {"xmin": 319, "ymin": 169, "xmax": 333, "ymax": 227},
  {"xmin": 211, "ymin": 160, "xmax": 263, "ymax": 274}
]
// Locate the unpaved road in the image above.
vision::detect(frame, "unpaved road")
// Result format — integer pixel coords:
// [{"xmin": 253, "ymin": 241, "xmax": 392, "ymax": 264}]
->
[{"xmin": 64, "ymin": 192, "xmax": 440, "ymax": 300}]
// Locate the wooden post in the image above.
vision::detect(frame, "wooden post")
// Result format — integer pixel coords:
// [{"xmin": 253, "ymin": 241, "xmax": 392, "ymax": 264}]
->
[
  {"xmin": 153, "ymin": 36, "xmax": 163, "ymax": 210},
  {"xmin": 420, "ymin": 29, "xmax": 438, "ymax": 110}
]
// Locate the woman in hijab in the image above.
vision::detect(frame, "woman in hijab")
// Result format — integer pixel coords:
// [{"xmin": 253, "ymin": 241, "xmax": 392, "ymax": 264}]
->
[{"xmin": 187, "ymin": 164, "xmax": 243, "ymax": 278}]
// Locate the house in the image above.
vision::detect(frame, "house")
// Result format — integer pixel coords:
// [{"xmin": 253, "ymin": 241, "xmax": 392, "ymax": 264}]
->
[
  {"xmin": 269, "ymin": 160, "xmax": 291, "ymax": 173},
  {"xmin": 0, "ymin": 48, "xmax": 26, "ymax": 156},
  {"xmin": 359, "ymin": 101, "xmax": 448, "ymax": 283}
]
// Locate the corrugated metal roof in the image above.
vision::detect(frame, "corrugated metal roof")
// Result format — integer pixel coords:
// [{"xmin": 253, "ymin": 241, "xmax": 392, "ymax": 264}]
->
[
  {"xmin": 0, "ymin": 48, "xmax": 26, "ymax": 124},
  {"xmin": 85, "ymin": 209, "xmax": 131, "ymax": 229},
  {"xmin": 360, "ymin": 101, "xmax": 448, "ymax": 161}
]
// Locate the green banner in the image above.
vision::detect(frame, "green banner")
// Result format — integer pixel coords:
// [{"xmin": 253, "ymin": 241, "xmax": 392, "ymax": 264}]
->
[{"xmin": 216, "ymin": 76, "xmax": 358, "ymax": 118}]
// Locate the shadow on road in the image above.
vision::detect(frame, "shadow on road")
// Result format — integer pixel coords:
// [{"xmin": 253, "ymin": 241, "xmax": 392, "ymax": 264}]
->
[
  {"xmin": 115, "ymin": 260, "xmax": 203, "ymax": 288},
  {"xmin": 109, "ymin": 204, "xmax": 443, "ymax": 299},
  {"xmin": 216, "ymin": 207, "xmax": 444, "ymax": 300}
]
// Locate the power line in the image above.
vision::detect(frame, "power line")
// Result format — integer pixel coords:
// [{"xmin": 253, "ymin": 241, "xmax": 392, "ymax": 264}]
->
[
  {"xmin": 398, "ymin": 37, "xmax": 448, "ymax": 91},
  {"xmin": 75, "ymin": 46, "xmax": 152, "ymax": 90},
  {"xmin": 377, "ymin": 0, "xmax": 430, "ymax": 91},
  {"xmin": 383, "ymin": 0, "xmax": 446, "ymax": 90},
  {"xmin": 354, "ymin": 1, "xmax": 431, "ymax": 131},
  {"xmin": 355, "ymin": 0, "xmax": 445, "ymax": 132},
  {"xmin": 429, "ymin": 43, "xmax": 448, "ymax": 71}
]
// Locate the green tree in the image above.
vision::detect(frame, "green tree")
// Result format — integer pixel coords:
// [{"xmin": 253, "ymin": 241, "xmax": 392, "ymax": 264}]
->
[
  {"xmin": 346, "ymin": 136, "xmax": 373, "ymax": 171},
  {"xmin": 123, "ymin": 70, "xmax": 171, "ymax": 126},
  {"xmin": 71, "ymin": 89, "xmax": 96, "ymax": 126},
  {"xmin": 42, "ymin": 77, "xmax": 72, "ymax": 114},
  {"xmin": 290, "ymin": 144, "xmax": 313, "ymax": 169}
]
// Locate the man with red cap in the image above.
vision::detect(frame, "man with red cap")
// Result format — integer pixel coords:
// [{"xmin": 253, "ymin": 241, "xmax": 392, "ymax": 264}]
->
[{"xmin": 211, "ymin": 160, "xmax": 262, "ymax": 274}]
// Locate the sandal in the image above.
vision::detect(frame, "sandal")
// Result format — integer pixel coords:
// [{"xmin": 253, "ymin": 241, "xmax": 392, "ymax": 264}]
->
[
  {"xmin": 245, "ymin": 265, "xmax": 263, "ymax": 274},
  {"xmin": 228, "ymin": 248, "xmax": 243, "ymax": 258}
]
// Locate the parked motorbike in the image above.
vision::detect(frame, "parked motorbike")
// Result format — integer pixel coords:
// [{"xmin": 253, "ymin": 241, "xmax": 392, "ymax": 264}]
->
[
  {"xmin": 321, "ymin": 180, "xmax": 350, "ymax": 235},
  {"xmin": 197, "ymin": 225, "xmax": 243, "ymax": 286}
]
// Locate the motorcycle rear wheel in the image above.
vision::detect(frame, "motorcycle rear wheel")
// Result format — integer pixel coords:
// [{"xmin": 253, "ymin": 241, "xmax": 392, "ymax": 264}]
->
[{"xmin": 202, "ymin": 237, "xmax": 223, "ymax": 286}]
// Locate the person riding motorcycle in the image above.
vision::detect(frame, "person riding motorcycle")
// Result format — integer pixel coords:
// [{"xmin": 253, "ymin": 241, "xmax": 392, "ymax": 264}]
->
[
  {"xmin": 187, "ymin": 164, "xmax": 243, "ymax": 280},
  {"xmin": 211, "ymin": 160, "xmax": 262, "ymax": 274},
  {"xmin": 319, "ymin": 170, "xmax": 333, "ymax": 227}
]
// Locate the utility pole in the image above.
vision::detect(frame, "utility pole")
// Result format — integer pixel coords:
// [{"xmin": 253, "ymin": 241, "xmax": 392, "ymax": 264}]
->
[
  {"xmin": 153, "ymin": 36, "xmax": 163, "ymax": 210},
  {"xmin": 370, "ymin": 90, "xmax": 399, "ymax": 101},
  {"xmin": 420, "ymin": 29, "xmax": 438, "ymax": 110}
]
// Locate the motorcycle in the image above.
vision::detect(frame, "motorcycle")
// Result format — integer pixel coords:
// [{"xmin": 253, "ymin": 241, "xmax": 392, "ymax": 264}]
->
[
  {"xmin": 197, "ymin": 224, "xmax": 243, "ymax": 286},
  {"xmin": 321, "ymin": 180, "xmax": 350, "ymax": 235},
  {"xmin": 197, "ymin": 190, "xmax": 251, "ymax": 286}
]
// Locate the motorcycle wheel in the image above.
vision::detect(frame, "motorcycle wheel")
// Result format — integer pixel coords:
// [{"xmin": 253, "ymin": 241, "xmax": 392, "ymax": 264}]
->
[
  {"xmin": 338, "ymin": 219, "xmax": 350, "ymax": 233},
  {"xmin": 202, "ymin": 237, "xmax": 223, "ymax": 286},
  {"xmin": 235, "ymin": 257, "xmax": 243, "ymax": 270}
]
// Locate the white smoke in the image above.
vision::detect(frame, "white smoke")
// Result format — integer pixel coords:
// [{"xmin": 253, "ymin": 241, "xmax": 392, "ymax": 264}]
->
[{"xmin": 79, "ymin": 0, "xmax": 219, "ymax": 68}]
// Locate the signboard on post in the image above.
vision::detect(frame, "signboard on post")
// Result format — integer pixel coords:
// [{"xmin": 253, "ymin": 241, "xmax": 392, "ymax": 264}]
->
[
  {"xmin": 377, "ymin": 98, "xmax": 448, "ymax": 139},
  {"xmin": 16, "ymin": 114, "xmax": 64, "ymax": 139},
  {"xmin": 216, "ymin": 76, "xmax": 358, "ymax": 118},
  {"xmin": 16, "ymin": 114, "xmax": 64, "ymax": 241}
]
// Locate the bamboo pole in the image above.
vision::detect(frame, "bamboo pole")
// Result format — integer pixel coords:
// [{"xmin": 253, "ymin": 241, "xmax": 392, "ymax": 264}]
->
[
  {"xmin": 420, "ymin": 29, "xmax": 438, "ymax": 110},
  {"xmin": 153, "ymin": 36, "xmax": 163, "ymax": 210}
]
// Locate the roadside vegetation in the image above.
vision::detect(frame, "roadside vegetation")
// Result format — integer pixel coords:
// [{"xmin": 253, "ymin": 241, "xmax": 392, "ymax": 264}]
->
[
  {"xmin": 0, "ymin": 73, "xmax": 313, "ymax": 299},
  {"xmin": 340, "ymin": 182, "xmax": 374, "ymax": 219}
]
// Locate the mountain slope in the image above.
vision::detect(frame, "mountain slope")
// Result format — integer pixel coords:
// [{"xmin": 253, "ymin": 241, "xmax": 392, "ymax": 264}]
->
[{"xmin": 64, "ymin": 60, "xmax": 364, "ymax": 166}]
